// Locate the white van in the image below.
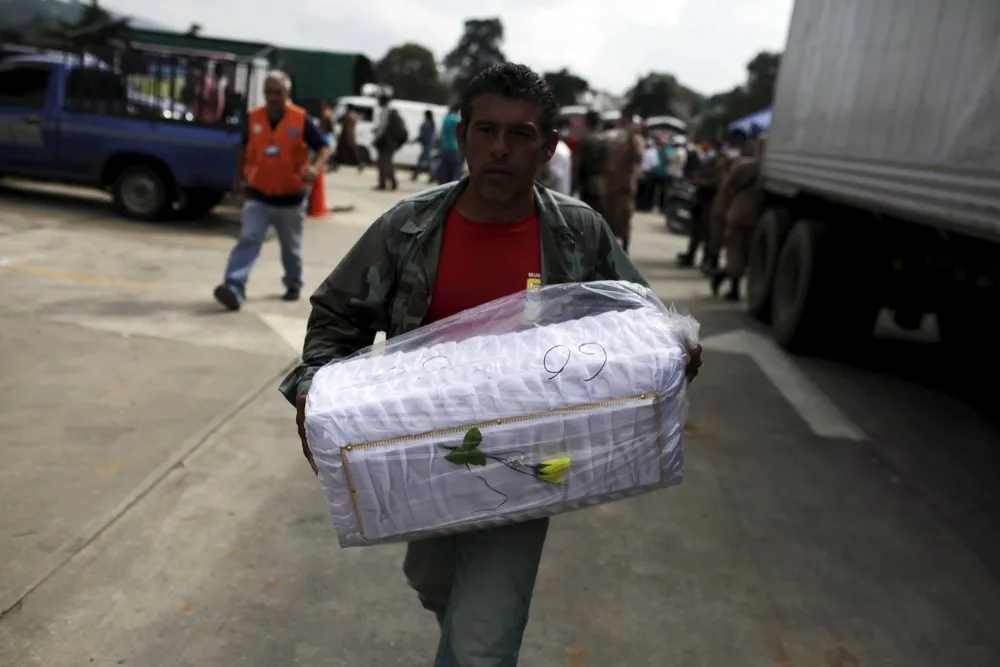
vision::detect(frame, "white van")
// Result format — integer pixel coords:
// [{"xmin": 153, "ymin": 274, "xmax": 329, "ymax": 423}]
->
[
  {"xmin": 601, "ymin": 109, "xmax": 622, "ymax": 131},
  {"xmin": 643, "ymin": 115, "xmax": 687, "ymax": 136},
  {"xmin": 334, "ymin": 95, "xmax": 447, "ymax": 168}
]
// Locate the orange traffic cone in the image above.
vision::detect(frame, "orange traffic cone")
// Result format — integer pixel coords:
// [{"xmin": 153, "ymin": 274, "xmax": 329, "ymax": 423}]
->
[{"xmin": 308, "ymin": 169, "xmax": 327, "ymax": 217}]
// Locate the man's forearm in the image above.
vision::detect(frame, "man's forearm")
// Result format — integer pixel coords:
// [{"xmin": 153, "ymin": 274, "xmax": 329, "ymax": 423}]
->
[{"xmin": 312, "ymin": 146, "xmax": 331, "ymax": 171}]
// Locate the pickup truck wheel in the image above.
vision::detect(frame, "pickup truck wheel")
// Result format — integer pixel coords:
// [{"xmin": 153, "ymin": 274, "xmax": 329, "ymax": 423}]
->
[
  {"xmin": 746, "ymin": 207, "xmax": 792, "ymax": 322},
  {"xmin": 358, "ymin": 146, "xmax": 372, "ymax": 165},
  {"xmin": 113, "ymin": 166, "xmax": 169, "ymax": 221}
]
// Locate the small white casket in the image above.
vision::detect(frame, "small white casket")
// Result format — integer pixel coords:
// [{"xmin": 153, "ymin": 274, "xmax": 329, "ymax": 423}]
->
[{"xmin": 305, "ymin": 280, "xmax": 699, "ymax": 547}]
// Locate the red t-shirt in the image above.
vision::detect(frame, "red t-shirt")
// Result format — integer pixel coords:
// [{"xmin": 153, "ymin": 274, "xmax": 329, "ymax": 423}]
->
[{"xmin": 423, "ymin": 207, "xmax": 542, "ymax": 325}]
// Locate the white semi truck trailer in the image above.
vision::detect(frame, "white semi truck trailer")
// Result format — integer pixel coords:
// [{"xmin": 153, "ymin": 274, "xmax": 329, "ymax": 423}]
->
[{"xmin": 746, "ymin": 0, "xmax": 998, "ymax": 358}]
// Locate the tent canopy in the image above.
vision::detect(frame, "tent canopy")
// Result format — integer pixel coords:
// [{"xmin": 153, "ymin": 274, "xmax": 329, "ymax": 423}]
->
[{"xmin": 728, "ymin": 107, "xmax": 772, "ymax": 136}]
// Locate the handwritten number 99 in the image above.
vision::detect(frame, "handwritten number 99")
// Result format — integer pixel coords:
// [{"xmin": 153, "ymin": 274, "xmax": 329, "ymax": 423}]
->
[
  {"xmin": 543, "ymin": 345, "xmax": 571, "ymax": 379},
  {"xmin": 543, "ymin": 343, "xmax": 608, "ymax": 382}
]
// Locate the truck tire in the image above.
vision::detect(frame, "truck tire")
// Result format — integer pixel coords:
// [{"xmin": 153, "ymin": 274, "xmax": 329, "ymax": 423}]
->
[
  {"xmin": 358, "ymin": 146, "xmax": 372, "ymax": 165},
  {"xmin": 746, "ymin": 207, "xmax": 793, "ymax": 321},
  {"xmin": 770, "ymin": 218, "xmax": 878, "ymax": 353},
  {"xmin": 175, "ymin": 189, "xmax": 224, "ymax": 220},
  {"xmin": 938, "ymin": 291, "xmax": 997, "ymax": 367},
  {"xmin": 112, "ymin": 165, "xmax": 169, "ymax": 221}
]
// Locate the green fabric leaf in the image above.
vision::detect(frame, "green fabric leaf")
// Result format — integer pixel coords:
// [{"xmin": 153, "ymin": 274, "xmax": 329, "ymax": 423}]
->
[
  {"xmin": 461, "ymin": 427, "xmax": 483, "ymax": 450},
  {"xmin": 445, "ymin": 449, "xmax": 487, "ymax": 467}
]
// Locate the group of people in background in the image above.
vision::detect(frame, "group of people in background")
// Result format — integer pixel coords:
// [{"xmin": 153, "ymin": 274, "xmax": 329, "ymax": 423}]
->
[
  {"xmin": 530, "ymin": 109, "xmax": 766, "ymax": 302},
  {"xmin": 319, "ymin": 99, "xmax": 362, "ymax": 174},
  {"xmin": 636, "ymin": 134, "xmax": 689, "ymax": 212},
  {"xmin": 312, "ymin": 92, "xmax": 767, "ymax": 304},
  {"xmin": 181, "ymin": 62, "xmax": 243, "ymax": 125},
  {"xmin": 318, "ymin": 97, "xmax": 466, "ymax": 191},
  {"xmin": 412, "ymin": 103, "xmax": 464, "ymax": 185},
  {"xmin": 534, "ymin": 110, "xmax": 657, "ymax": 254},
  {"xmin": 680, "ymin": 132, "xmax": 766, "ymax": 301}
]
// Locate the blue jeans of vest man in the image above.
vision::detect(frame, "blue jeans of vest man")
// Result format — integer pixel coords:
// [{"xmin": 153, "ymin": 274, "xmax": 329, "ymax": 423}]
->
[{"xmin": 222, "ymin": 197, "xmax": 306, "ymax": 301}]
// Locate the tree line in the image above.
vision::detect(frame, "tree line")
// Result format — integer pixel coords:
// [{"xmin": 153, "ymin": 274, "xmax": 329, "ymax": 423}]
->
[
  {"xmin": 3, "ymin": 4, "xmax": 781, "ymax": 141},
  {"xmin": 0, "ymin": 0, "xmax": 136, "ymax": 47},
  {"xmin": 376, "ymin": 17, "xmax": 782, "ymax": 141}
]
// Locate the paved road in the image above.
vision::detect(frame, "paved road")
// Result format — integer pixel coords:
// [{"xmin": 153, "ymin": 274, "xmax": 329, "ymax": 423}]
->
[{"xmin": 1, "ymin": 172, "xmax": 998, "ymax": 666}]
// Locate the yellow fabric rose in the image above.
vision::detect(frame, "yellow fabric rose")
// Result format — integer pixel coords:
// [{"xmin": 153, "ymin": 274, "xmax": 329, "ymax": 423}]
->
[{"xmin": 535, "ymin": 456, "xmax": 571, "ymax": 484}]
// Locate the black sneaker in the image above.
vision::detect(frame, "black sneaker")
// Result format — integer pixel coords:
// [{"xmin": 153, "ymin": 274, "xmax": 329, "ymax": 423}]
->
[
  {"xmin": 214, "ymin": 284, "xmax": 241, "ymax": 311},
  {"xmin": 281, "ymin": 288, "xmax": 301, "ymax": 302}
]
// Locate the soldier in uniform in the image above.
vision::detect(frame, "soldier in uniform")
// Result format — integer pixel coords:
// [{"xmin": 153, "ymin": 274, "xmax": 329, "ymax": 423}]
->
[
  {"xmin": 572, "ymin": 110, "xmax": 609, "ymax": 214},
  {"xmin": 281, "ymin": 63, "xmax": 703, "ymax": 667},
  {"xmin": 602, "ymin": 114, "xmax": 644, "ymax": 253},
  {"xmin": 678, "ymin": 141, "xmax": 729, "ymax": 271},
  {"xmin": 710, "ymin": 137, "xmax": 766, "ymax": 300},
  {"xmin": 706, "ymin": 131, "xmax": 748, "ymax": 269}
]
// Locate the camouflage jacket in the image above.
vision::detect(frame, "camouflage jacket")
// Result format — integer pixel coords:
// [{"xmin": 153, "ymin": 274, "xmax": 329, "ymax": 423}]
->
[{"xmin": 278, "ymin": 178, "xmax": 646, "ymax": 405}]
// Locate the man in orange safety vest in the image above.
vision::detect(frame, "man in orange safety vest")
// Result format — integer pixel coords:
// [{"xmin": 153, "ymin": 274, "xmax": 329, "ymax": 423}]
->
[{"xmin": 214, "ymin": 70, "xmax": 331, "ymax": 311}]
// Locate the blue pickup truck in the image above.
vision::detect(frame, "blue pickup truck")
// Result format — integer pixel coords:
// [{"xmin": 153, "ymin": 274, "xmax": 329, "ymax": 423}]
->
[{"xmin": 0, "ymin": 48, "xmax": 259, "ymax": 220}]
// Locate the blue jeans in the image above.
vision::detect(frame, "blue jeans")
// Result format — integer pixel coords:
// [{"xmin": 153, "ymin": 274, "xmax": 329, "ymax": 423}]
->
[
  {"xmin": 403, "ymin": 518, "xmax": 549, "ymax": 667},
  {"xmin": 437, "ymin": 149, "xmax": 464, "ymax": 184},
  {"xmin": 223, "ymin": 198, "xmax": 305, "ymax": 301},
  {"xmin": 413, "ymin": 144, "xmax": 434, "ymax": 178}
]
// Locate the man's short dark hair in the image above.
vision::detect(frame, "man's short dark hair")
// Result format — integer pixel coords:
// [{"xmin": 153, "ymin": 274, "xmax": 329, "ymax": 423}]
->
[
  {"xmin": 460, "ymin": 63, "xmax": 557, "ymax": 137},
  {"xmin": 584, "ymin": 110, "xmax": 601, "ymax": 130}
]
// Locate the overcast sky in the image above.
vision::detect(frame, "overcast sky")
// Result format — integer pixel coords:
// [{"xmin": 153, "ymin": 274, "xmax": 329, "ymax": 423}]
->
[{"xmin": 104, "ymin": 0, "xmax": 795, "ymax": 95}]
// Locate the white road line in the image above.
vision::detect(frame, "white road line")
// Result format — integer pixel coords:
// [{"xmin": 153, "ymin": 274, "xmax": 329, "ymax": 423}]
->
[
  {"xmin": 257, "ymin": 313, "xmax": 308, "ymax": 355},
  {"xmin": 256, "ymin": 313, "xmax": 386, "ymax": 355},
  {"xmin": 701, "ymin": 329, "xmax": 866, "ymax": 441}
]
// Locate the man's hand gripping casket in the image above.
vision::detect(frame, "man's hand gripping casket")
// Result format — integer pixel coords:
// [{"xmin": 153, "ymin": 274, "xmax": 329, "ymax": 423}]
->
[
  {"xmin": 685, "ymin": 344, "xmax": 703, "ymax": 382},
  {"xmin": 296, "ymin": 395, "xmax": 318, "ymax": 475}
]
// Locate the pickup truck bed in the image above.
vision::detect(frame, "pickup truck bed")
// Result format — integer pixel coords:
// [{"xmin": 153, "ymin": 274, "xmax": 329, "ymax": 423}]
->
[{"xmin": 0, "ymin": 49, "xmax": 244, "ymax": 220}]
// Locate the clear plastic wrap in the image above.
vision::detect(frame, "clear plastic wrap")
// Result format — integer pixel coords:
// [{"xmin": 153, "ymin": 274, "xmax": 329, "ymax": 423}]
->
[{"xmin": 305, "ymin": 280, "xmax": 700, "ymax": 547}]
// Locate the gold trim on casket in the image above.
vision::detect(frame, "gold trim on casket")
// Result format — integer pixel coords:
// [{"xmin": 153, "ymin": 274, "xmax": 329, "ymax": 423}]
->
[{"xmin": 338, "ymin": 391, "xmax": 663, "ymax": 541}]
